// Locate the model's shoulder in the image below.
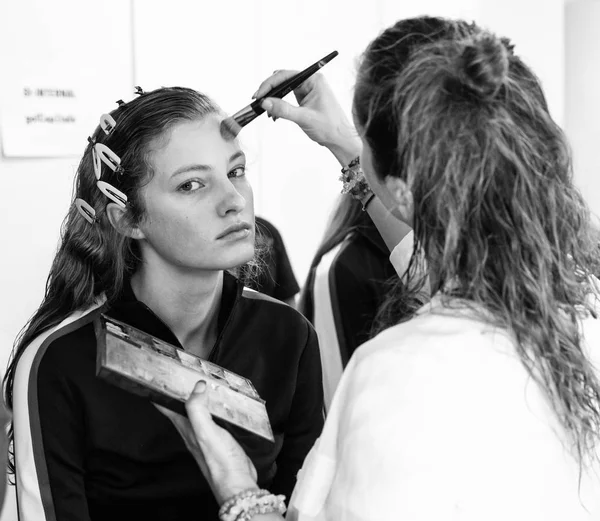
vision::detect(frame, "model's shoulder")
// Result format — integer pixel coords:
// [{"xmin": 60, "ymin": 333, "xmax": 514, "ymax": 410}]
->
[
  {"xmin": 241, "ymin": 287, "xmax": 312, "ymax": 325},
  {"xmin": 13, "ymin": 304, "xmax": 104, "ymax": 391},
  {"xmin": 24, "ymin": 306, "xmax": 104, "ymax": 367},
  {"xmin": 241, "ymin": 286, "xmax": 297, "ymax": 310}
]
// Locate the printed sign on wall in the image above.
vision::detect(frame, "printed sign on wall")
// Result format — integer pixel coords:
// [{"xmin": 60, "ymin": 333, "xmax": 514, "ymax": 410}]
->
[{"xmin": 0, "ymin": 0, "xmax": 132, "ymax": 157}]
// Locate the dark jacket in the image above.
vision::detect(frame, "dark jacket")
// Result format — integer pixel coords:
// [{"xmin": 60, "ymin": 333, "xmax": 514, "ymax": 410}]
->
[
  {"xmin": 14, "ymin": 272, "xmax": 323, "ymax": 521},
  {"xmin": 300, "ymin": 214, "xmax": 398, "ymax": 365}
]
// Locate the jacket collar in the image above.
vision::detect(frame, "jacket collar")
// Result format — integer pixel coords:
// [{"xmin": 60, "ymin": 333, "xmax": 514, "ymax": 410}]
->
[{"xmin": 107, "ymin": 271, "xmax": 243, "ymax": 350}]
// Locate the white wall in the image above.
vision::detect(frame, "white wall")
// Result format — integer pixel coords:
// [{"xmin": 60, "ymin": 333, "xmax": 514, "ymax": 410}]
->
[
  {"xmin": 0, "ymin": 2, "xmax": 133, "ymax": 517},
  {"xmin": 565, "ymin": 0, "xmax": 600, "ymax": 223},
  {"xmin": 0, "ymin": 0, "xmax": 133, "ymax": 373},
  {"xmin": 133, "ymin": 0, "xmax": 383, "ymax": 291},
  {"xmin": 0, "ymin": 0, "xmax": 591, "ymax": 517}
]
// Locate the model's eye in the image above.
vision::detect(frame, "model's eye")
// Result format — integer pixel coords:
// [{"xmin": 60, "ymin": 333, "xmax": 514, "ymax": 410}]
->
[
  {"xmin": 178, "ymin": 180, "xmax": 204, "ymax": 192},
  {"xmin": 228, "ymin": 166, "xmax": 246, "ymax": 179}
]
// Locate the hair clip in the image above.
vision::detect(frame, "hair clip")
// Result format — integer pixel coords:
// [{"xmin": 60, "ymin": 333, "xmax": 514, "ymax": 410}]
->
[
  {"xmin": 134, "ymin": 86, "xmax": 144, "ymax": 96},
  {"xmin": 92, "ymin": 143, "xmax": 124, "ymax": 179},
  {"xmin": 500, "ymin": 37, "xmax": 515, "ymax": 55},
  {"xmin": 116, "ymin": 99, "xmax": 125, "ymax": 106},
  {"xmin": 74, "ymin": 198, "xmax": 96, "ymax": 224},
  {"xmin": 97, "ymin": 181, "xmax": 128, "ymax": 208},
  {"xmin": 100, "ymin": 113, "xmax": 117, "ymax": 135}
]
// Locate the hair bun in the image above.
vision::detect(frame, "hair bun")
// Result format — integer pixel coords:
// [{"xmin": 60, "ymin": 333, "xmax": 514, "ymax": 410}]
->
[{"xmin": 458, "ymin": 34, "xmax": 509, "ymax": 99}]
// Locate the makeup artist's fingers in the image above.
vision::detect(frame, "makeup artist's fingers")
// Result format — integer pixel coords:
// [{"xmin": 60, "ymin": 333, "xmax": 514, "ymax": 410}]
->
[
  {"xmin": 153, "ymin": 403, "xmax": 209, "ymax": 473},
  {"xmin": 261, "ymin": 98, "xmax": 310, "ymax": 126},
  {"xmin": 154, "ymin": 404, "xmax": 200, "ymax": 451},
  {"xmin": 185, "ymin": 382, "xmax": 259, "ymax": 499},
  {"xmin": 253, "ymin": 69, "xmax": 299, "ymax": 100}
]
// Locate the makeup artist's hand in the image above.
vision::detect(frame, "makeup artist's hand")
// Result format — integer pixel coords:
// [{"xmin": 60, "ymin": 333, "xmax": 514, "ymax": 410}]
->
[
  {"xmin": 255, "ymin": 70, "xmax": 361, "ymax": 165},
  {"xmin": 155, "ymin": 381, "xmax": 258, "ymax": 506}
]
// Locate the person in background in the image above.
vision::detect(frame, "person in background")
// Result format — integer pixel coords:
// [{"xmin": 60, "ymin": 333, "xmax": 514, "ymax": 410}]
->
[
  {"xmin": 247, "ymin": 216, "xmax": 300, "ymax": 307},
  {"xmin": 298, "ymin": 195, "xmax": 399, "ymax": 408},
  {"xmin": 160, "ymin": 16, "xmax": 600, "ymax": 520}
]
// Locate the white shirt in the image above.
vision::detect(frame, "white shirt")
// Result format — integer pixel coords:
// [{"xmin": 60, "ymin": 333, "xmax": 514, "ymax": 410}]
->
[{"xmin": 287, "ymin": 236, "xmax": 600, "ymax": 520}]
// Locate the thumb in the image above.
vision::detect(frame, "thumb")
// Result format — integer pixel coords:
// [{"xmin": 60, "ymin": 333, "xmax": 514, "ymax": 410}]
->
[
  {"xmin": 185, "ymin": 380, "xmax": 213, "ymax": 440},
  {"xmin": 261, "ymin": 97, "xmax": 308, "ymax": 125}
]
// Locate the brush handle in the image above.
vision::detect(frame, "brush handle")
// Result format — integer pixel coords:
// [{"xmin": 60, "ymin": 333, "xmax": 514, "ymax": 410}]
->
[{"xmin": 249, "ymin": 50, "xmax": 339, "ymax": 117}]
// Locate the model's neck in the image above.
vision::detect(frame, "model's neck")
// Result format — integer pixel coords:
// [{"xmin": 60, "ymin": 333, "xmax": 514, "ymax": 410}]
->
[{"xmin": 130, "ymin": 261, "xmax": 223, "ymax": 358}]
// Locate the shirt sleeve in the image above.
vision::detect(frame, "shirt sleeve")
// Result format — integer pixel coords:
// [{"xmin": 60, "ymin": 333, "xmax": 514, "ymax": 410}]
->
[
  {"xmin": 331, "ymin": 259, "xmax": 383, "ymax": 356},
  {"xmin": 18, "ymin": 342, "xmax": 91, "ymax": 521},
  {"xmin": 271, "ymin": 322, "xmax": 324, "ymax": 500},
  {"xmin": 388, "ymin": 230, "xmax": 414, "ymax": 278}
]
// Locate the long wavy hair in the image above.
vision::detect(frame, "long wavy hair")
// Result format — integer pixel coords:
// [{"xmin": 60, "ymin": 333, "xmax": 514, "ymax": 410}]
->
[
  {"xmin": 354, "ymin": 17, "xmax": 600, "ymax": 464},
  {"xmin": 4, "ymin": 87, "xmax": 259, "ymax": 477}
]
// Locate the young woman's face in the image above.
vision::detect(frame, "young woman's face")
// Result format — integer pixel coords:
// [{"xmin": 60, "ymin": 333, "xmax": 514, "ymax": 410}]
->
[{"xmin": 135, "ymin": 114, "xmax": 255, "ymax": 272}]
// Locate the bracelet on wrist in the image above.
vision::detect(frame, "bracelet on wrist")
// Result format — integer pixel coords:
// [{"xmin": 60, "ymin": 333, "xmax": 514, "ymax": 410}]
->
[
  {"xmin": 360, "ymin": 192, "xmax": 375, "ymax": 212},
  {"xmin": 339, "ymin": 156, "xmax": 374, "ymax": 211},
  {"xmin": 218, "ymin": 488, "xmax": 286, "ymax": 521}
]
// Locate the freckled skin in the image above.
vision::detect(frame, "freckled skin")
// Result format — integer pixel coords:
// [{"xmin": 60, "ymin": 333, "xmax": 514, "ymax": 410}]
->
[{"xmin": 136, "ymin": 115, "xmax": 256, "ymax": 273}]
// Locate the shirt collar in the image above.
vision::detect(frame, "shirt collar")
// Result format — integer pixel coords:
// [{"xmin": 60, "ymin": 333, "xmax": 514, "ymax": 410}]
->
[{"xmin": 107, "ymin": 271, "xmax": 243, "ymax": 350}]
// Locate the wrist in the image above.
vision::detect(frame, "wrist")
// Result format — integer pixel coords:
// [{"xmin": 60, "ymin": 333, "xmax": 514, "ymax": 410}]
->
[
  {"xmin": 323, "ymin": 130, "xmax": 362, "ymax": 166},
  {"xmin": 358, "ymin": 191, "xmax": 375, "ymax": 212},
  {"xmin": 218, "ymin": 488, "xmax": 287, "ymax": 521},
  {"xmin": 339, "ymin": 157, "xmax": 372, "ymax": 204},
  {"xmin": 214, "ymin": 477, "xmax": 259, "ymax": 506}
]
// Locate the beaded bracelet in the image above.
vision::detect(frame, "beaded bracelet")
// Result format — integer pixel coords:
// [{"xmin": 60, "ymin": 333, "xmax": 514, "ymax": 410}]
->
[
  {"xmin": 339, "ymin": 156, "xmax": 374, "ymax": 211},
  {"xmin": 218, "ymin": 488, "xmax": 286, "ymax": 521},
  {"xmin": 236, "ymin": 494, "xmax": 287, "ymax": 521}
]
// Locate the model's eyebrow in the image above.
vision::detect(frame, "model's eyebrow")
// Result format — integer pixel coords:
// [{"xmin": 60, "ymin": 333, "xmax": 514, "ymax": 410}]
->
[
  {"xmin": 170, "ymin": 151, "xmax": 246, "ymax": 178},
  {"xmin": 229, "ymin": 150, "xmax": 246, "ymax": 164}
]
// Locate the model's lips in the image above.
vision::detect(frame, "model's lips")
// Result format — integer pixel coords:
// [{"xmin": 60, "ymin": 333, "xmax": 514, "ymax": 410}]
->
[{"xmin": 216, "ymin": 222, "xmax": 252, "ymax": 240}]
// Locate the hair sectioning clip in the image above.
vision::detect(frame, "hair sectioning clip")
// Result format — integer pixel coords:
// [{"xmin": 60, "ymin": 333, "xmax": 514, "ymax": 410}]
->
[
  {"xmin": 87, "ymin": 141, "xmax": 128, "ymax": 208},
  {"xmin": 92, "ymin": 143, "xmax": 124, "ymax": 178},
  {"xmin": 75, "ymin": 198, "xmax": 96, "ymax": 224},
  {"xmin": 100, "ymin": 114, "xmax": 117, "ymax": 135},
  {"xmin": 80, "ymin": 106, "xmax": 129, "ymax": 213},
  {"xmin": 97, "ymin": 180, "xmax": 127, "ymax": 208},
  {"xmin": 91, "ymin": 144, "xmax": 128, "ymax": 207}
]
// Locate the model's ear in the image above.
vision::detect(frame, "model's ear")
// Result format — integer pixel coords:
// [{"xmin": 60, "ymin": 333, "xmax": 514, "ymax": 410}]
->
[
  {"xmin": 105, "ymin": 203, "xmax": 145, "ymax": 240},
  {"xmin": 383, "ymin": 176, "xmax": 414, "ymax": 226}
]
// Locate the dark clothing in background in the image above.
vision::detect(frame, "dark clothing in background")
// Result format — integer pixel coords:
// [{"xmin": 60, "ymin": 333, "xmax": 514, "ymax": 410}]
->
[
  {"xmin": 300, "ymin": 213, "xmax": 398, "ymax": 365},
  {"xmin": 250, "ymin": 216, "xmax": 300, "ymax": 302}
]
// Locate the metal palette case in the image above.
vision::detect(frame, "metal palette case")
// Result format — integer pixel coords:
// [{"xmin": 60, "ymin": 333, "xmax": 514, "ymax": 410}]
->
[{"xmin": 94, "ymin": 314, "xmax": 274, "ymax": 442}]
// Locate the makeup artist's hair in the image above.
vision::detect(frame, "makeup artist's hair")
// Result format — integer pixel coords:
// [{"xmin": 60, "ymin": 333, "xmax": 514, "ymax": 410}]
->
[
  {"xmin": 4, "ymin": 86, "xmax": 259, "ymax": 478},
  {"xmin": 354, "ymin": 16, "xmax": 600, "ymax": 463}
]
